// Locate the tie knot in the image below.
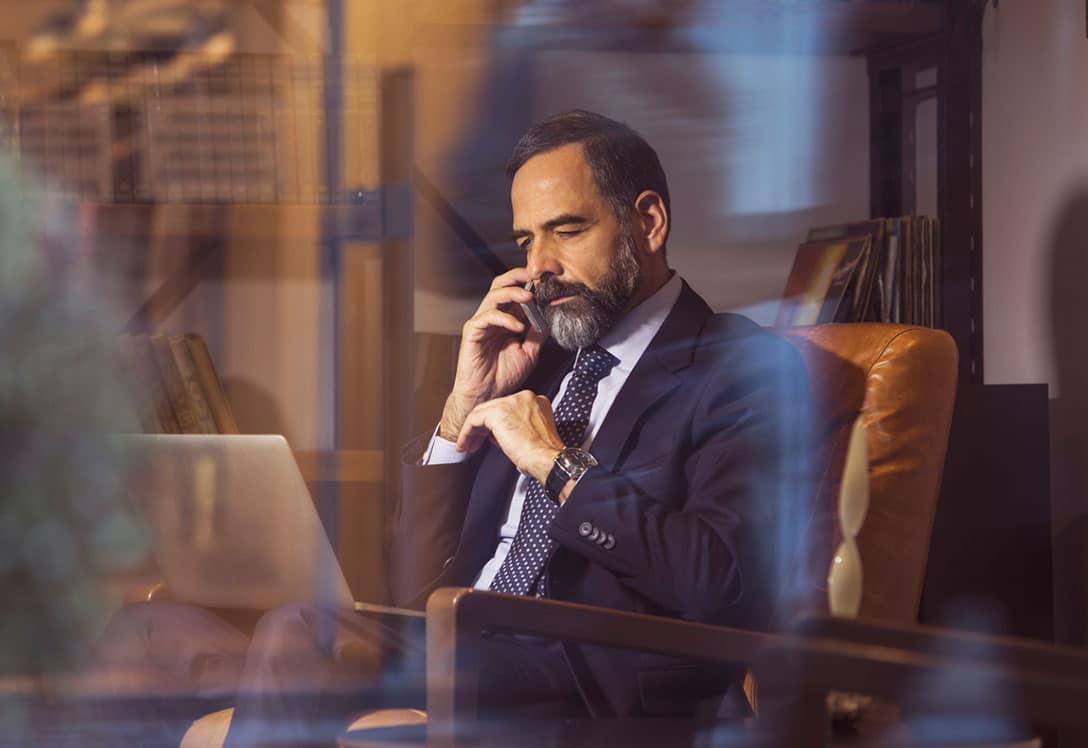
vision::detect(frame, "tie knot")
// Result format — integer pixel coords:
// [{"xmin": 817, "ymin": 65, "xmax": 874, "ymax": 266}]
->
[{"xmin": 574, "ymin": 344, "xmax": 619, "ymax": 383}]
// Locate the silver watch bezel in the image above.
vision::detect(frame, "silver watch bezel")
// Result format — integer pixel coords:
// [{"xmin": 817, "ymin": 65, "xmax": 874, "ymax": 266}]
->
[{"xmin": 555, "ymin": 447, "xmax": 598, "ymax": 481}]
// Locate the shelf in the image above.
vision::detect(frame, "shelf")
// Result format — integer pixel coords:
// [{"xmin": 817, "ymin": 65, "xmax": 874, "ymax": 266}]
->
[
  {"xmin": 90, "ymin": 200, "xmax": 388, "ymax": 242},
  {"xmin": 295, "ymin": 449, "xmax": 384, "ymax": 484}
]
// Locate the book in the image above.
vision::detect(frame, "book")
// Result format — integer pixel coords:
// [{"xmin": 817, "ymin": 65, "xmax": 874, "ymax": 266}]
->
[
  {"xmin": 884, "ymin": 225, "xmax": 900, "ymax": 323},
  {"xmin": 806, "ymin": 219, "xmax": 885, "ymax": 323},
  {"xmin": 129, "ymin": 334, "xmax": 179, "ymax": 433},
  {"xmin": 168, "ymin": 335, "xmax": 218, "ymax": 434},
  {"xmin": 776, "ymin": 237, "xmax": 870, "ymax": 328},
  {"xmin": 801, "ymin": 215, "xmax": 940, "ymax": 327},
  {"xmin": 149, "ymin": 334, "xmax": 201, "ymax": 434},
  {"xmin": 185, "ymin": 334, "xmax": 239, "ymax": 434},
  {"xmin": 931, "ymin": 216, "xmax": 942, "ymax": 327}
]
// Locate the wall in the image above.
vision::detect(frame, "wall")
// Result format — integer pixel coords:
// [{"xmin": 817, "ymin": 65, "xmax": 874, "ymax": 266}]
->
[
  {"xmin": 982, "ymin": 0, "xmax": 1088, "ymax": 391},
  {"xmin": 980, "ymin": 0, "xmax": 1088, "ymax": 649}
]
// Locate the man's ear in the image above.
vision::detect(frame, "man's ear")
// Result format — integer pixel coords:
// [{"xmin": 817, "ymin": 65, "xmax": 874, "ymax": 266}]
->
[{"xmin": 634, "ymin": 190, "xmax": 668, "ymax": 256}]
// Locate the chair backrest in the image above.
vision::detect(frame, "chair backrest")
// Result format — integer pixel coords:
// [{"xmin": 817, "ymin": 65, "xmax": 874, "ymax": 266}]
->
[{"xmin": 780, "ymin": 324, "xmax": 957, "ymax": 623}]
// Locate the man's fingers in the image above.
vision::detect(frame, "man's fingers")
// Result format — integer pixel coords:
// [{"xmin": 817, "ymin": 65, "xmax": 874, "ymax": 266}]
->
[
  {"xmin": 522, "ymin": 326, "xmax": 547, "ymax": 357},
  {"xmin": 489, "ymin": 267, "xmax": 531, "ymax": 291},
  {"xmin": 464, "ymin": 308, "xmax": 527, "ymax": 338},
  {"xmin": 480, "ymin": 284, "xmax": 535, "ymax": 315},
  {"xmin": 457, "ymin": 429, "xmax": 487, "ymax": 454},
  {"xmin": 456, "ymin": 402, "xmax": 493, "ymax": 452}
]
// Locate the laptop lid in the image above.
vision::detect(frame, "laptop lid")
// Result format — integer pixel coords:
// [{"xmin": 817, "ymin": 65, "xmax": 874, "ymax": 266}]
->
[{"xmin": 122, "ymin": 434, "xmax": 354, "ymax": 610}]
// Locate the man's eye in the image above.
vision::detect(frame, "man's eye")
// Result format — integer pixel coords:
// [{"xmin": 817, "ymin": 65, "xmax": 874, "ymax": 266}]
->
[{"xmin": 556, "ymin": 228, "xmax": 584, "ymax": 238}]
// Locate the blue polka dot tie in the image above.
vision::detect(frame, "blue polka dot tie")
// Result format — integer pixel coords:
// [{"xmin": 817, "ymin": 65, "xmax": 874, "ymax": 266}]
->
[{"xmin": 490, "ymin": 344, "xmax": 619, "ymax": 597}]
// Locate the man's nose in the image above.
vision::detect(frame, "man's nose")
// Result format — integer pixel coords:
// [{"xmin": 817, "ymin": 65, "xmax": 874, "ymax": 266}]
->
[{"xmin": 527, "ymin": 240, "xmax": 562, "ymax": 280}]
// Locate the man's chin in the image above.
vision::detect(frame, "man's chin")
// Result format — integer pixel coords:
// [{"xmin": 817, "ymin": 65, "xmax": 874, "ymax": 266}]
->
[{"xmin": 547, "ymin": 304, "xmax": 604, "ymax": 351}]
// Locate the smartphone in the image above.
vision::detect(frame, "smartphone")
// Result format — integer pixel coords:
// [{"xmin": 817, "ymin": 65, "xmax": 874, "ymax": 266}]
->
[{"xmin": 519, "ymin": 280, "xmax": 549, "ymax": 335}]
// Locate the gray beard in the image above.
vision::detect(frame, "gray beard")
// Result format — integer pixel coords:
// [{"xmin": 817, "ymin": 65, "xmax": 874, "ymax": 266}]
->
[{"xmin": 544, "ymin": 232, "xmax": 641, "ymax": 352}]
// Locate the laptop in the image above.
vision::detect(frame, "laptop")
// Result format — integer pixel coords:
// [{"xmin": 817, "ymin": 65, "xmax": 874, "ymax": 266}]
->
[{"xmin": 122, "ymin": 434, "xmax": 363, "ymax": 612}]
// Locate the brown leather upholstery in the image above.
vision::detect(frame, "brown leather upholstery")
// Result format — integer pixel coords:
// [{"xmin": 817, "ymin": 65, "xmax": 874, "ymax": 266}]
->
[{"xmin": 781, "ymin": 323, "xmax": 958, "ymax": 623}]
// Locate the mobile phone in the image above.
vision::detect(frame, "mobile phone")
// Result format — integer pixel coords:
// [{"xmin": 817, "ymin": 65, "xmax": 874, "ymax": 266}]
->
[{"xmin": 519, "ymin": 280, "xmax": 549, "ymax": 335}]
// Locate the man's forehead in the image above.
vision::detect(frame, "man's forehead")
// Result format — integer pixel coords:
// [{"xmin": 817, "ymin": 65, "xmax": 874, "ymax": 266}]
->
[{"xmin": 510, "ymin": 143, "xmax": 601, "ymax": 224}]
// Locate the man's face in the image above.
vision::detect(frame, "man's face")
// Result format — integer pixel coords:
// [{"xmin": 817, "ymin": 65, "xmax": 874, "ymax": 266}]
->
[{"xmin": 510, "ymin": 143, "xmax": 642, "ymax": 351}]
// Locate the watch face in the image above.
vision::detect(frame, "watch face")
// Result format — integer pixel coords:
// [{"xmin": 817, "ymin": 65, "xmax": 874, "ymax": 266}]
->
[
  {"xmin": 547, "ymin": 448, "xmax": 597, "ymax": 501},
  {"xmin": 558, "ymin": 448, "xmax": 597, "ymax": 478},
  {"xmin": 557, "ymin": 452, "xmax": 577, "ymax": 476}
]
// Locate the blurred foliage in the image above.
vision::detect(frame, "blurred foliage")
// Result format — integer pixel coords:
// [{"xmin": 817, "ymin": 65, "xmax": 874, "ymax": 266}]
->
[{"xmin": 0, "ymin": 153, "xmax": 148, "ymax": 679}]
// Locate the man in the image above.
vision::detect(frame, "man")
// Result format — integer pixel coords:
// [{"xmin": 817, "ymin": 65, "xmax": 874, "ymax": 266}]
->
[
  {"xmin": 92, "ymin": 109, "xmax": 812, "ymax": 745},
  {"xmin": 388, "ymin": 108, "xmax": 813, "ymax": 718}
]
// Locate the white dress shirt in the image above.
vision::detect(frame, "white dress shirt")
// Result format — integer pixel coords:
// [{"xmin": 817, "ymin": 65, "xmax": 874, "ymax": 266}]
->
[{"xmin": 422, "ymin": 273, "xmax": 684, "ymax": 589}]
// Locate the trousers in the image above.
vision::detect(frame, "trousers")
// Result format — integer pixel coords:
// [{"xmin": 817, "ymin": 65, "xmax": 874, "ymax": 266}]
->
[{"xmin": 88, "ymin": 600, "xmax": 587, "ymax": 748}]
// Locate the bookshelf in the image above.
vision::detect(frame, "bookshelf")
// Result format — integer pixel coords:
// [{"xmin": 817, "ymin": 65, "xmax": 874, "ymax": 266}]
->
[{"xmin": 865, "ymin": 0, "xmax": 988, "ymax": 386}]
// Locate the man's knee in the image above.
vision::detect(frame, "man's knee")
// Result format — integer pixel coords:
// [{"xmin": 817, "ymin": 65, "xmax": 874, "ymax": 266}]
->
[
  {"xmin": 248, "ymin": 601, "xmax": 346, "ymax": 675},
  {"xmin": 250, "ymin": 602, "xmax": 385, "ymax": 678},
  {"xmin": 92, "ymin": 601, "xmax": 248, "ymax": 694},
  {"xmin": 252, "ymin": 602, "xmax": 319, "ymax": 645},
  {"xmin": 96, "ymin": 601, "xmax": 203, "ymax": 655}
]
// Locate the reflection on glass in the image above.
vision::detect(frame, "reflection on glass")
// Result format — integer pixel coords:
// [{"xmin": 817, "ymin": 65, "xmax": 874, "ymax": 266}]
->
[{"xmin": 828, "ymin": 416, "xmax": 868, "ymax": 618}]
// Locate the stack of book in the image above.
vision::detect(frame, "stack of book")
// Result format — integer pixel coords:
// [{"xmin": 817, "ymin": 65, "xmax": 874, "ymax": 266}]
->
[
  {"xmin": 122, "ymin": 333, "xmax": 238, "ymax": 434},
  {"xmin": 776, "ymin": 216, "xmax": 940, "ymax": 328}
]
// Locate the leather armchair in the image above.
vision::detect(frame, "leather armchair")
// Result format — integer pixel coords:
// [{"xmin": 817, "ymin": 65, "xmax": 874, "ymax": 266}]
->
[{"xmin": 416, "ymin": 323, "xmax": 959, "ymax": 746}]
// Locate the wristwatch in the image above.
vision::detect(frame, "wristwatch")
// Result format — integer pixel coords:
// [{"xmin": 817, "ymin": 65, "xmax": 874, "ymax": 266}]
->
[{"xmin": 545, "ymin": 447, "xmax": 598, "ymax": 501}]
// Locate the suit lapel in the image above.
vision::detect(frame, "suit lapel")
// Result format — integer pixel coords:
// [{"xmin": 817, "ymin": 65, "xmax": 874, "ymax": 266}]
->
[{"xmin": 590, "ymin": 282, "xmax": 713, "ymax": 471}]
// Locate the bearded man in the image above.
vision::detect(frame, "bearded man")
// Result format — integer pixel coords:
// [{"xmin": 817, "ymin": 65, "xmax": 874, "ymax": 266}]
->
[
  {"xmin": 388, "ymin": 109, "xmax": 813, "ymax": 718},
  {"xmin": 92, "ymin": 110, "xmax": 813, "ymax": 747}
]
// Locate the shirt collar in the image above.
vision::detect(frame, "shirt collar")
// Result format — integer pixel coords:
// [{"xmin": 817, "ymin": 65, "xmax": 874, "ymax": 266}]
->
[{"xmin": 578, "ymin": 272, "xmax": 683, "ymax": 373}]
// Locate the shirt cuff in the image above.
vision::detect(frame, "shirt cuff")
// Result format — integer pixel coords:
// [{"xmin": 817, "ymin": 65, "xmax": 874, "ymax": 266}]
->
[{"xmin": 421, "ymin": 424, "xmax": 470, "ymax": 465}]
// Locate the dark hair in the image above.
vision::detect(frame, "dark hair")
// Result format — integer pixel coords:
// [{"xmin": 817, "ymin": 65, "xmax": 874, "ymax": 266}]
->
[{"xmin": 506, "ymin": 110, "xmax": 671, "ymax": 238}]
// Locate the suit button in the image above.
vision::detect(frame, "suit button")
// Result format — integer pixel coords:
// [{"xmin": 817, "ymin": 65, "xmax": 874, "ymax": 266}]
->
[
  {"xmin": 603, "ymin": 535, "xmax": 615, "ymax": 550},
  {"xmin": 578, "ymin": 522, "xmax": 593, "ymax": 537},
  {"xmin": 588, "ymin": 527, "xmax": 600, "ymax": 542},
  {"xmin": 595, "ymin": 532, "xmax": 607, "ymax": 545}
]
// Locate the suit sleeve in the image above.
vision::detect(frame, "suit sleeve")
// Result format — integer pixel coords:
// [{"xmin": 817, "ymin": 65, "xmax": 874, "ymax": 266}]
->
[
  {"xmin": 389, "ymin": 433, "xmax": 485, "ymax": 609},
  {"xmin": 548, "ymin": 333, "xmax": 814, "ymax": 625}
]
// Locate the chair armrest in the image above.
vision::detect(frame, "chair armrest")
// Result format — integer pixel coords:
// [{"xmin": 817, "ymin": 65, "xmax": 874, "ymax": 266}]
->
[
  {"xmin": 792, "ymin": 613, "xmax": 1088, "ymax": 680},
  {"xmin": 424, "ymin": 587, "xmax": 779, "ymax": 728},
  {"xmin": 424, "ymin": 592, "xmax": 1088, "ymax": 748},
  {"xmin": 755, "ymin": 617, "xmax": 1088, "ymax": 736}
]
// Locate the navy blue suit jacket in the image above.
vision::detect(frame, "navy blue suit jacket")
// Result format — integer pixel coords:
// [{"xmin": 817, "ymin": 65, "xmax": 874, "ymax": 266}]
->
[{"xmin": 392, "ymin": 281, "xmax": 814, "ymax": 717}]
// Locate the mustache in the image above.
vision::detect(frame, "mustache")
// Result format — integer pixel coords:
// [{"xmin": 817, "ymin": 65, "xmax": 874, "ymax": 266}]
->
[{"xmin": 534, "ymin": 276, "xmax": 592, "ymax": 305}]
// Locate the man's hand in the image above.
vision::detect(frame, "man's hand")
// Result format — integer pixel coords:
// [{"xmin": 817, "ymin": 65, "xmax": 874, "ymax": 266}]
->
[
  {"xmin": 439, "ymin": 268, "xmax": 547, "ymax": 440},
  {"xmin": 455, "ymin": 390, "xmax": 563, "ymax": 487}
]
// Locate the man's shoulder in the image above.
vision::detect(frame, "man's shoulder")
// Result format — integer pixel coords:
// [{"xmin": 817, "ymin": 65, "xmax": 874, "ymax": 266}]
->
[
  {"xmin": 695, "ymin": 312, "xmax": 807, "ymax": 380},
  {"xmin": 698, "ymin": 311, "xmax": 786, "ymax": 352},
  {"xmin": 701, "ymin": 310, "xmax": 764, "ymax": 339}
]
